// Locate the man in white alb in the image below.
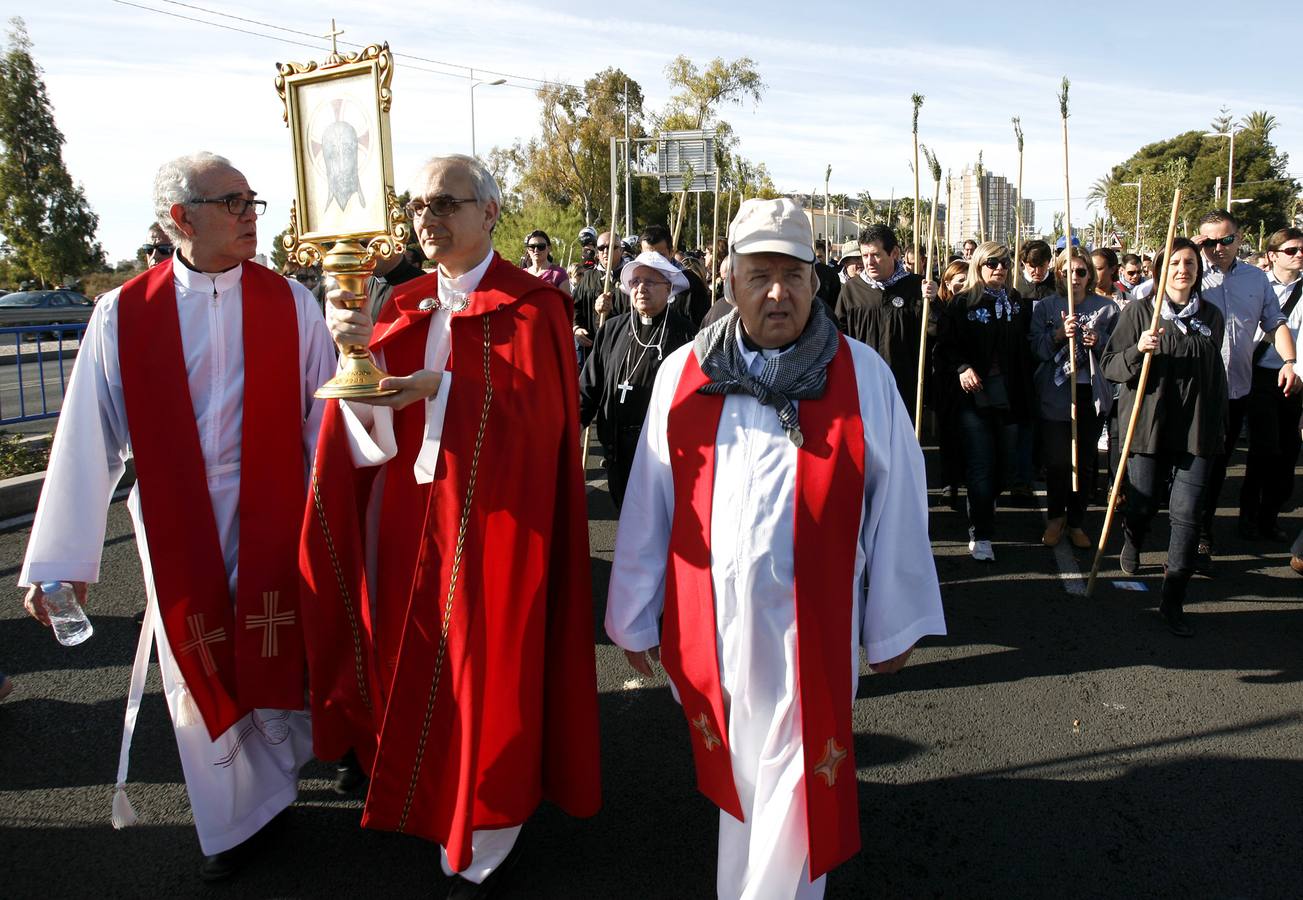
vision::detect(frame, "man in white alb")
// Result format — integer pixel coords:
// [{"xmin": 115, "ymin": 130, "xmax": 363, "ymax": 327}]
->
[
  {"xmin": 19, "ymin": 151, "xmax": 335, "ymax": 881},
  {"xmin": 606, "ymin": 198, "xmax": 946, "ymax": 899}
]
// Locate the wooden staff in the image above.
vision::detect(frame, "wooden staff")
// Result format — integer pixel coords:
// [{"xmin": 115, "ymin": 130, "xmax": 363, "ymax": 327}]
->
[
  {"xmin": 1086, "ymin": 189, "xmax": 1183, "ymax": 598},
  {"xmin": 945, "ymin": 170, "xmax": 953, "ymax": 252},
  {"xmin": 914, "ymin": 146, "xmax": 941, "ymax": 440},
  {"xmin": 1059, "ymin": 78, "xmax": 1080, "ymax": 493},
  {"xmin": 581, "ymin": 137, "xmax": 622, "ymax": 470},
  {"xmin": 911, "ymin": 94, "xmax": 924, "ymax": 274},
  {"xmin": 824, "ymin": 165, "xmax": 832, "ymax": 261},
  {"xmin": 710, "ymin": 166, "xmax": 720, "ymax": 304},
  {"xmin": 1012, "ymin": 117, "xmax": 1024, "ymax": 278},
  {"xmin": 975, "ymin": 151, "xmax": 986, "ymax": 242}
]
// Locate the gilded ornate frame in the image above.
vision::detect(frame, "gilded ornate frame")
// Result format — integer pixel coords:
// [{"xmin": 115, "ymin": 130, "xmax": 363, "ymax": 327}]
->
[{"xmin": 273, "ymin": 43, "xmax": 408, "ymax": 268}]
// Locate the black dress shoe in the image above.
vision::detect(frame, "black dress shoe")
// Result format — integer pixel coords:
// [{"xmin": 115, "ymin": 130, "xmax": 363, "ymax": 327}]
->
[
  {"xmin": 200, "ymin": 845, "xmax": 246, "ymax": 882},
  {"xmin": 334, "ymin": 749, "xmax": 367, "ymax": 795}
]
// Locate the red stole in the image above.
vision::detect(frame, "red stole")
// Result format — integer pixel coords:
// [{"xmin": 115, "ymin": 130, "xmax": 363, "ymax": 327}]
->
[
  {"xmin": 662, "ymin": 338, "xmax": 864, "ymax": 880},
  {"xmin": 118, "ymin": 259, "xmax": 306, "ymax": 740}
]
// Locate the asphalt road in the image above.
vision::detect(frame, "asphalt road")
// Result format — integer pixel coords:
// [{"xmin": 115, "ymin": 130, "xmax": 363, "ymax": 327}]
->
[{"xmin": 1, "ymin": 453, "xmax": 1301, "ymax": 899}]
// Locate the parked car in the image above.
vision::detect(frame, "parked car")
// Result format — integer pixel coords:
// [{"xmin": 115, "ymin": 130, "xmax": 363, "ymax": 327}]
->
[{"xmin": 0, "ymin": 290, "xmax": 94, "ymax": 332}]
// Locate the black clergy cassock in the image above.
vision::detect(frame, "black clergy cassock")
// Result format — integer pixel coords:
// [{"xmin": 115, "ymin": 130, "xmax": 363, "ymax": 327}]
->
[
  {"xmin": 835, "ymin": 272, "xmax": 926, "ymax": 417},
  {"xmin": 579, "ymin": 306, "xmax": 695, "ymax": 509},
  {"xmin": 573, "ymin": 264, "xmax": 627, "ymax": 337}
]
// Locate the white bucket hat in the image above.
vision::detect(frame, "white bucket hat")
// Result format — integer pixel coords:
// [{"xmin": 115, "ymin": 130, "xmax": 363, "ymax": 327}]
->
[{"xmin": 619, "ymin": 251, "xmax": 689, "ymax": 295}]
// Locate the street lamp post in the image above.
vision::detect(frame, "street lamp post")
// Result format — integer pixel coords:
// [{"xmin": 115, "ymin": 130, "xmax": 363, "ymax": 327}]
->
[
  {"xmin": 1203, "ymin": 128, "xmax": 1242, "ymax": 208},
  {"xmin": 470, "ymin": 73, "xmax": 506, "ymax": 157},
  {"xmin": 1122, "ymin": 179, "xmax": 1142, "ymax": 253}
]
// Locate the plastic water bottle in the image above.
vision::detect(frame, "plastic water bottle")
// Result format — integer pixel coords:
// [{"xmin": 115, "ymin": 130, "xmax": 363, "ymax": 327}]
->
[{"xmin": 41, "ymin": 581, "xmax": 93, "ymax": 646}]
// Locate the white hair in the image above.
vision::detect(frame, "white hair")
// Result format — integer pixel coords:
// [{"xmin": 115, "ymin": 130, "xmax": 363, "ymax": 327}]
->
[
  {"xmin": 153, "ymin": 151, "xmax": 232, "ymax": 242},
  {"xmin": 416, "ymin": 153, "xmax": 502, "ymax": 208}
]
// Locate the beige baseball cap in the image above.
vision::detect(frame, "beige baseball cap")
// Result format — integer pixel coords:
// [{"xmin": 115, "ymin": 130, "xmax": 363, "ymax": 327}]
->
[{"xmin": 728, "ymin": 198, "xmax": 815, "ymax": 263}]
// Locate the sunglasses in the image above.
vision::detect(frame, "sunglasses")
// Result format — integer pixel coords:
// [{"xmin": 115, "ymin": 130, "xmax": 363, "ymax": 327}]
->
[
  {"xmin": 1067, "ymin": 267, "xmax": 1090, "ymax": 278},
  {"xmin": 982, "ymin": 258, "xmax": 1010, "ymax": 270},
  {"xmin": 141, "ymin": 242, "xmax": 175, "ymax": 256},
  {"xmin": 596, "ymin": 244, "xmax": 611, "ymax": 251},
  {"xmin": 405, "ymin": 195, "xmax": 477, "ymax": 218},
  {"xmin": 1202, "ymin": 234, "xmax": 1237, "ymax": 247},
  {"xmin": 526, "ymin": 243, "xmax": 549, "ymax": 251},
  {"xmin": 1274, "ymin": 246, "xmax": 1303, "ymax": 257}
]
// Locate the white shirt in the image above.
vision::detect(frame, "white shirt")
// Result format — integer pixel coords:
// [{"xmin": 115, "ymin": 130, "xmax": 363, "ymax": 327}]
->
[
  {"xmin": 339, "ymin": 247, "xmax": 494, "ymax": 483},
  {"xmin": 1257, "ymin": 271, "xmax": 1303, "ymax": 370},
  {"xmin": 20, "ymin": 259, "xmax": 336, "ymax": 587}
]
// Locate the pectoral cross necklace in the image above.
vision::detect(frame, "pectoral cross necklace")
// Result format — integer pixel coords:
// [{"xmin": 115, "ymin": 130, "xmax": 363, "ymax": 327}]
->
[{"xmin": 616, "ymin": 313, "xmax": 668, "ymax": 404}]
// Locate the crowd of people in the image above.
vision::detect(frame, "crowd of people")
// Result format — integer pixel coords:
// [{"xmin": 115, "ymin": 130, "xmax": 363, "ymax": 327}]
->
[{"xmin": 11, "ymin": 147, "xmax": 1302, "ymax": 900}]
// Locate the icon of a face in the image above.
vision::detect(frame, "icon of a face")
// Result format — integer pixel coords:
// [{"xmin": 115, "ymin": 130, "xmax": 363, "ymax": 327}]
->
[{"xmin": 322, "ymin": 119, "xmax": 365, "ymax": 213}]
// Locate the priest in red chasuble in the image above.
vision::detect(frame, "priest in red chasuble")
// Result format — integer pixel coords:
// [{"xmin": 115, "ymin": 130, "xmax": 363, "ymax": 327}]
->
[
  {"xmin": 20, "ymin": 152, "xmax": 336, "ymax": 881},
  {"xmin": 300, "ymin": 154, "xmax": 600, "ymax": 898},
  {"xmin": 606, "ymin": 198, "xmax": 946, "ymax": 900}
]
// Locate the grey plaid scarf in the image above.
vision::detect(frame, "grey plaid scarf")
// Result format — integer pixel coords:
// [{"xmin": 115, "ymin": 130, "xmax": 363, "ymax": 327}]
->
[
  {"xmin": 861, "ymin": 260, "xmax": 909, "ymax": 290},
  {"xmin": 693, "ymin": 302, "xmax": 841, "ymax": 447}
]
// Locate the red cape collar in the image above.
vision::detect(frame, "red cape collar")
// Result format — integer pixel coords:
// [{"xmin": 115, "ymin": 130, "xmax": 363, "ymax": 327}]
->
[{"xmin": 373, "ymin": 253, "xmax": 536, "ymax": 351}]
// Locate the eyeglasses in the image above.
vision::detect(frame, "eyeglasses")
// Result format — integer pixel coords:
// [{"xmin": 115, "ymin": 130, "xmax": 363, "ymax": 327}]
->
[
  {"xmin": 405, "ymin": 195, "xmax": 477, "ymax": 219},
  {"xmin": 1068, "ymin": 267, "xmax": 1090, "ymax": 278},
  {"xmin": 628, "ymin": 277, "xmax": 670, "ymax": 290},
  {"xmin": 596, "ymin": 244, "xmax": 611, "ymax": 252},
  {"xmin": 1274, "ymin": 246, "xmax": 1303, "ymax": 257},
  {"xmin": 982, "ymin": 258, "xmax": 1010, "ymax": 270},
  {"xmin": 1202, "ymin": 234, "xmax": 1237, "ymax": 247},
  {"xmin": 189, "ymin": 196, "xmax": 266, "ymax": 216},
  {"xmin": 140, "ymin": 242, "xmax": 174, "ymax": 256},
  {"xmin": 526, "ymin": 243, "xmax": 549, "ymax": 251}
]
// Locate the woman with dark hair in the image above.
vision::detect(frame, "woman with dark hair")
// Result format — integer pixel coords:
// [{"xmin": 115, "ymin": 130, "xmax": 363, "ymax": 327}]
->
[
  {"xmin": 936, "ymin": 241, "xmax": 1034, "ymax": 562},
  {"xmin": 1091, "ymin": 247, "xmax": 1128, "ymax": 307},
  {"xmin": 1102, "ymin": 237, "xmax": 1227, "ymax": 636},
  {"xmin": 523, "ymin": 230, "xmax": 572, "ymax": 295},
  {"xmin": 1031, "ymin": 248, "xmax": 1119, "ymax": 548}
]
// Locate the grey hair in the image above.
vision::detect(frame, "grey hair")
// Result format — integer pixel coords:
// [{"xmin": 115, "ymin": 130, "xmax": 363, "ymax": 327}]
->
[
  {"xmin": 153, "ymin": 151, "xmax": 232, "ymax": 242},
  {"xmin": 416, "ymin": 154, "xmax": 502, "ymax": 208}
]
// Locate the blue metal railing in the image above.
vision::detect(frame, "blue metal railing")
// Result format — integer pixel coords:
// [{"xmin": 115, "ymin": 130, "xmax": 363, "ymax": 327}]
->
[{"xmin": 0, "ymin": 323, "xmax": 87, "ymax": 425}]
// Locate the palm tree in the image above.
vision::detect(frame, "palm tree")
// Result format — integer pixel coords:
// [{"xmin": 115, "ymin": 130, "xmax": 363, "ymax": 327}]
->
[
  {"xmin": 1087, "ymin": 173, "xmax": 1118, "ymax": 210},
  {"xmin": 1240, "ymin": 110, "xmax": 1278, "ymax": 140}
]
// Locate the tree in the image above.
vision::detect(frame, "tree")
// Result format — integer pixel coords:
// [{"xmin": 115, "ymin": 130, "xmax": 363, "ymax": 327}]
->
[
  {"xmin": 0, "ymin": 18, "xmax": 103, "ymax": 286},
  {"xmin": 1099, "ymin": 121, "xmax": 1299, "ymax": 250},
  {"xmin": 660, "ymin": 55, "xmax": 764, "ymax": 136},
  {"xmin": 659, "ymin": 56, "xmax": 764, "ymax": 244},
  {"xmin": 1241, "ymin": 110, "xmax": 1278, "ymax": 141},
  {"xmin": 499, "ymin": 68, "xmax": 658, "ymax": 231}
]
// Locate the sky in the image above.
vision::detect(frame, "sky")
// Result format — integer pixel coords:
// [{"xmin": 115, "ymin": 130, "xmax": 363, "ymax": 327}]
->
[{"xmin": 10, "ymin": 0, "xmax": 1303, "ymax": 263}]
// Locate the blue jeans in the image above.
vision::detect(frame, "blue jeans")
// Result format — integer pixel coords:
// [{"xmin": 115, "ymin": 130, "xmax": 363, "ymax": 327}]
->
[
  {"xmin": 1124, "ymin": 452, "xmax": 1211, "ymax": 578},
  {"xmin": 957, "ymin": 404, "xmax": 1018, "ymax": 540}
]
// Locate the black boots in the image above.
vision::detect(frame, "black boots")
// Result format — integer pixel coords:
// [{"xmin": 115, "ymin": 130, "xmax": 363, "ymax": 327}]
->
[{"xmin": 1159, "ymin": 571, "xmax": 1194, "ymax": 637}]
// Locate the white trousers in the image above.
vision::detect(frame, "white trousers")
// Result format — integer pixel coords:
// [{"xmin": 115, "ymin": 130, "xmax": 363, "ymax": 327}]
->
[
  {"xmin": 439, "ymin": 825, "xmax": 522, "ymax": 883},
  {"xmin": 118, "ymin": 485, "xmax": 314, "ymax": 856},
  {"xmin": 715, "ymin": 742, "xmax": 825, "ymax": 900}
]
